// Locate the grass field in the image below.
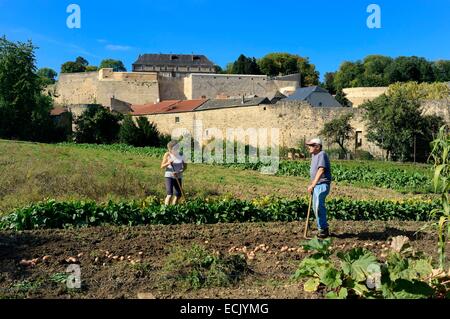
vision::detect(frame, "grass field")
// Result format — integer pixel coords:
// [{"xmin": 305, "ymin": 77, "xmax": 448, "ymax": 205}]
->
[{"xmin": 0, "ymin": 139, "xmax": 432, "ymax": 214}]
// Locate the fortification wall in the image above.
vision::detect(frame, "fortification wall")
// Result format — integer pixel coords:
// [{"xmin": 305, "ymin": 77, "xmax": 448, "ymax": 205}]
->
[
  {"xmin": 141, "ymin": 101, "xmax": 384, "ymax": 157},
  {"xmin": 343, "ymin": 87, "xmax": 387, "ymax": 107},
  {"xmin": 52, "ymin": 69, "xmax": 159, "ymax": 107},
  {"xmin": 158, "ymin": 76, "xmax": 187, "ymax": 100},
  {"xmin": 186, "ymin": 74, "xmax": 299, "ymax": 100}
]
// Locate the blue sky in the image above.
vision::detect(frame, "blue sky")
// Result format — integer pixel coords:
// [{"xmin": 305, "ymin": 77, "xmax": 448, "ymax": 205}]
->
[{"xmin": 1, "ymin": 0, "xmax": 449, "ymax": 80}]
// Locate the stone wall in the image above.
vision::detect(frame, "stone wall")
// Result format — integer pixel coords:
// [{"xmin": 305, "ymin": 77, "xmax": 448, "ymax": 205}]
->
[
  {"xmin": 51, "ymin": 70, "xmax": 299, "ymax": 106},
  {"xmin": 187, "ymin": 74, "xmax": 299, "ymax": 100},
  {"xmin": 140, "ymin": 101, "xmax": 384, "ymax": 157},
  {"xmin": 158, "ymin": 76, "xmax": 187, "ymax": 100},
  {"xmin": 52, "ymin": 69, "xmax": 159, "ymax": 107},
  {"xmin": 343, "ymin": 87, "xmax": 387, "ymax": 107},
  {"xmin": 421, "ymin": 99, "xmax": 450, "ymax": 123}
]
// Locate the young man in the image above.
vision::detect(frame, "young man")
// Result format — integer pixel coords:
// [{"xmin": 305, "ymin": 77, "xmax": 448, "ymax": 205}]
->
[{"xmin": 306, "ymin": 138, "xmax": 332, "ymax": 238}]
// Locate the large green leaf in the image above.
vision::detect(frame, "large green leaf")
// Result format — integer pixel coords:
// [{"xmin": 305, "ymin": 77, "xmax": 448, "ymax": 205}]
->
[
  {"xmin": 338, "ymin": 248, "xmax": 378, "ymax": 281},
  {"xmin": 319, "ymin": 267, "xmax": 342, "ymax": 289},
  {"xmin": 391, "ymin": 279, "xmax": 435, "ymax": 299},
  {"xmin": 302, "ymin": 237, "xmax": 332, "ymax": 256},
  {"xmin": 304, "ymin": 278, "xmax": 320, "ymax": 292},
  {"xmin": 293, "ymin": 257, "xmax": 332, "ymax": 278}
]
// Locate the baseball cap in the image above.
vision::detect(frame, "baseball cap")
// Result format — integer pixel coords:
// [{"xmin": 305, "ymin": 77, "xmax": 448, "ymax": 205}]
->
[{"xmin": 306, "ymin": 138, "xmax": 322, "ymax": 146}]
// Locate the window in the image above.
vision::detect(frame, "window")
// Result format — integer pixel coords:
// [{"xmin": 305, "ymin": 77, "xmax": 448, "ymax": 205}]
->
[
  {"xmin": 175, "ymin": 117, "xmax": 180, "ymax": 123},
  {"xmin": 318, "ymin": 102, "xmax": 323, "ymax": 106}
]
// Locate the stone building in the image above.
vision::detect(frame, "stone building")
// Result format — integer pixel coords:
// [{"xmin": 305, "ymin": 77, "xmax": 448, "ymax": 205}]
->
[
  {"xmin": 50, "ymin": 68, "xmax": 300, "ymax": 107},
  {"xmin": 132, "ymin": 54, "xmax": 215, "ymax": 77}
]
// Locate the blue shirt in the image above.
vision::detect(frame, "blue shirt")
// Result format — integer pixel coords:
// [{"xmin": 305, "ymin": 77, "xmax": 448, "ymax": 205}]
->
[{"xmin": 310, "ymin": 151, "xmax": 332, "ymax": 184}]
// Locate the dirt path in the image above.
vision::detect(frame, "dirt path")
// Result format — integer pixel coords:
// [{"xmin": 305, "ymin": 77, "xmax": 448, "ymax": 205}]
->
[{"xmin": 0, "ymin": 220, "xmax": 444, "ymax": 299}]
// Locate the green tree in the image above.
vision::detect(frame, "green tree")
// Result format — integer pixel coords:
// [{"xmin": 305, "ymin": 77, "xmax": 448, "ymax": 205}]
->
[
  {"xmin": 433, "ymin": 60, "xmax": 450, "ymax": 82},
  {"xmin": 385, "ymin": 56, "xmax": 435, "ymax": 84},
  {"xmin": 119, "ymin": 115, "xmax": 162, "ymax": 147},
  {"xmin": 334, "ymin": 88, "xmax": 351, "ymax": 107},
  {"xmin": 333, "ymin": 61, "xmax": 364, "ymax": 89},
  {"xmin": 0, "ymin": 36, "xmax": 65, "ymax": 142},
  {"xmin": 61, "ymin": 61, "xmax": 85, "ymax": 73},
  {"xmin": 362, "ymin": 83, "xmax": 444, "ymax": 161},
  {"xmin": 75, "ymin": 56, "xmax": 89, "ymax": 67},
  {"xmin": 320, "ymin": 113, "xmax": 354, "ymax": 158},
  {"xmin": 230, "ymin": 54, "xmax": 261, "ymax": 74},
  {"xmin": 323, "ymin": 72, "xmax": 336, "ymax": 95},
  {"xmin": 213, "ymin": 64, "xmax": 223, "ymax": 73},
  {"xmin": 99, "ymin": 59, "xmax": 126, "ymax": 72},
  {"xmin": 37, "ymin": 68, "xmax": 57, "ymax": 85},
  {"xmin": 85, "ymin": 65, "xmax": 98, "ymax": 72},
  {"xmin": 74, "ymin": 105, "xmax": 122, "ymax": 144},
  {"xmin": 361, "ymin": 55, "xmax": 392, "ymax": 86},
  {"xmin": 258, "ymin": 53, "xmax": 319, "ymax": 86}
]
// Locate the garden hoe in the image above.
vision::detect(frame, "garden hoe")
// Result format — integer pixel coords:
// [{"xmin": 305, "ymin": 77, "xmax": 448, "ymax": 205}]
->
[
  {"xmin": 174, "ymin": 174, "xmax": 186, "ymax": 202},
  {"xmin": 303, "ymin": 192, "xmax": 313, "ymax": 239}
]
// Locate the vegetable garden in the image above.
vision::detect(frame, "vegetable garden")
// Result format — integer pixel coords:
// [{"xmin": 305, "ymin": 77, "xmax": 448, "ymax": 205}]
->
[{"xmin": 0, "ymin": 126, "xmax": 449, "ymax": 299}]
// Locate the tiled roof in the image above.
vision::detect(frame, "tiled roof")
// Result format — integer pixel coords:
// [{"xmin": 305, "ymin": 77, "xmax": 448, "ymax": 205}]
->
[
  {"xmin": 196, "ymin": 97, "xmax": 270, "ymax": 111},
  {"xmin": 131, "ymin": 99, "xmax": 207, "ymax": 115},
  {"xmin": 50, "ymin": 107, "xmax": 68, "ymax": 116},
  {"xmin": 133, "ymin": 54, "xmax": 214, "ymax": 67},
  {"xmin": 132, "ymin": 100, "xmax": 180, "ymax": 116},
  {"xmin": 286, "ymin": 86, "xmax": 328, "ymax": 101},
  {"xmin": 163, "ymin": 99, "xmax": 208, "ymax": 113}
]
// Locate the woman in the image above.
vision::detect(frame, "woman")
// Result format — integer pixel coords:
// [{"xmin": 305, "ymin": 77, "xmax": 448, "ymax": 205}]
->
[{"xmin": 160, "ymin": 140, "xmax": 187, "ymax": 205}]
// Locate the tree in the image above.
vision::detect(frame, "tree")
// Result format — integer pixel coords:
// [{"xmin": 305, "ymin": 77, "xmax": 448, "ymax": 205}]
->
[
  {"xmin": 85, "ymin": 65, "xmax": 98, "ymax": 72},
  {"xmin": 334, "ymin": 88, "xmax": 351, "ymax": 107},
  {"xmin": 320, "ymin": 113, "xmax": 354, "ymax": 158},
  {"xmin": 230, "ymin": 54, "xmax": 261, "ymax": 74},
  {"xmin": 333, "ymin": 61, "xmax": 364, "ymax": 89},
  {"xmin": 0, "ymin": 36, "xmax": 66, "ymax": 142},
  {"xmin": 362, "ymin": 82, "xmax": 444, "ymax": 161},
  {"xmin": 75, "ymin": 56, "xmax": 89, "ymax": 67},
  {"xmin": 433, "ymin": 60, "xmax": 450, "ymax": 82},
  {"xmin": 37, "ymin": 68, "xmax": 57, "ymax": 85},
  {"xmin": 213, "ymin": 64, "xmax": 223, "ymax": 73},
  {"xmin": 99, "ymin": 59, "xmax": 126, "ymax": 72},
  {"xmin": 119, "ymin": 115, "xmax": 163, "ymax": 147},
  {"xmin": 385, "ymin": 56, "xmax": 435, "ymax": 84},
  {"xmin": 323, "ymin": 72, "xmax": 336, "ymax": 94},
  {"xmin": 361, "ymin": 55, "xmax": 392, "ymax": 86},
  {"xmin": 258, "ymin": 53, "xmax": 319, "ymax": 86},
  {"xmin": 61, "ymin": 61, "xmax": 85, "ymax": 73},
  {"xmin": 74, "ymin": 105, "xmax": 122, "ymax": 144}
]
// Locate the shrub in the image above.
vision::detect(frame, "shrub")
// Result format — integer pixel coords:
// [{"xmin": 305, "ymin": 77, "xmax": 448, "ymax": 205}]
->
[{"xmin": 74, "ymin": 105, "xmax": 122, "ymax": 144}]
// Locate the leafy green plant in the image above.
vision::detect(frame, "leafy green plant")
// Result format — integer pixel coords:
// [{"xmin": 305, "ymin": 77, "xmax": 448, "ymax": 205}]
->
[
  {"xmin": 428, "ymin": 125, "xmax": 450, "ymax": 268},
  {"xmin": 162, "ymin": 244, "xmax": 249, "ymax": 290},
  {"xmin": 293, "ymin": 236, "xmax": 447, "ymax": 299},
  {"xmin": 0, "ymin": 197, "xmax": 440, "ymax": 230},
  {"xmin": 50, "ymin": 273, "xmax": 69, "ymax": 284}
]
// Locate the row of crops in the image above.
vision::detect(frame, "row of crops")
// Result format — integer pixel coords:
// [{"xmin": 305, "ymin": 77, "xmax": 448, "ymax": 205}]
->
[
  {"xmin": 225, "ymin": 161, "xmax": 432, "ymax": 192},
  {"xmin": 58, "ymin": 143, "xmax": 432, "ymax": 193},
  {"xmin": 0, "ymin": 197, "xmax": 439, "ymax": 230}
]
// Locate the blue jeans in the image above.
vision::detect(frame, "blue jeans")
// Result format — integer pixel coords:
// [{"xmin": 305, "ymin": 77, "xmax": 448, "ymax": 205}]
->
[{"xmin": 312, "ymin": 183, "xmax": 330, "ymax": 230}]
